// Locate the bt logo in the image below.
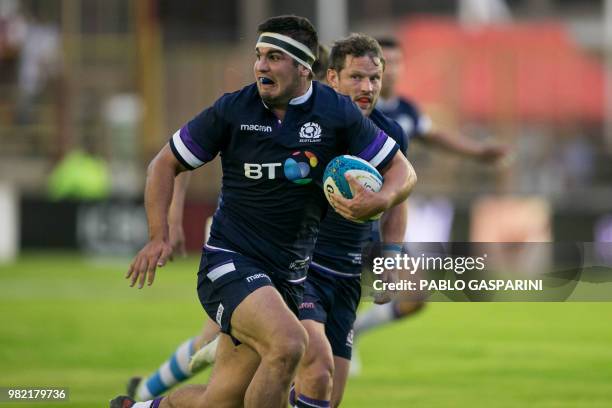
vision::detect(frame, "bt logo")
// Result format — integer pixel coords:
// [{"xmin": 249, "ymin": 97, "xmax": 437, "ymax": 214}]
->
[
  {"xmin": 244, "ymin": 163, "xmax": 281, "ymax": 179},
  {"xmin": 244, "ymin": 151, "xmax": 318, "ymax": 183}
]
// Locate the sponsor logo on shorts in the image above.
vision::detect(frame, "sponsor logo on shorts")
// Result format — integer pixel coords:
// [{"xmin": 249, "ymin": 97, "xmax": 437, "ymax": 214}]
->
[
  {"xmin": 245, "ymin": 273, "xmax": 269, "ymax": 283},
  {"xmin": 241, "ymin": 124, "xmax": 272, "ymax": 132},
  {"xmin": 216, "ymin": 303, "xmax": 224, "ymax": 326},
  {"xmin": 348, "ymin": 252, "xmax": 362, "ymax": 265},
  {"xmin": 289, "ymin": 257, "xmax": 310, "ymax": 271},
  {"xmin": 299, "ymin": 302, "xmax": 315, "ymax": 310},
  {"xmin": 346, "ymin": 329, "xmax": 354, "ymax": 347}
]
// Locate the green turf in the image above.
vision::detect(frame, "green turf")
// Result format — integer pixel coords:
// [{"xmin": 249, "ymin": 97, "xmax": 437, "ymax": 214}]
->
[{"xmin": 1, "ymin": 253, "xmax": 611, "ymax": 407}]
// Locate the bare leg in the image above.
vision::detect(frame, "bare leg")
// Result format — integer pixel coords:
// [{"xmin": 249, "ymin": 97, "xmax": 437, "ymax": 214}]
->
[
  {"xmin": 160, "ymin": 334, "xmax": 260, "ymax": 408},
  {"xmin": 193, "ymin": 316, "xmax": 221, "ymax": 351},
  {"xmin": 231, "ymin": 286, "xmax": 309, "ymax": 408},
  {"xmin": 294, "ymin": 320, "xmax": 334, "ymax": 401},
  {"xmin": 395, "ymin": 300, "xmax": 425, "ymax": 316},
  {"xmin": 160, "ymin": 286, "xmax": 307, "ymax": 408},
  {"xmin": 330, "ymin": 356, "xmax": 350, "ymax": 408}
]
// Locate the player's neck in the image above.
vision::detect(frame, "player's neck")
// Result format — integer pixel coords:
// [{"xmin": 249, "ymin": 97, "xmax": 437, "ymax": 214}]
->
[
  {"xmin": 271, "ymin": 107, "xmax": 287, "ymax": 121},
  {"xmin": 271, "ymin": 80, "xmax": 312, "ymax": 121}
]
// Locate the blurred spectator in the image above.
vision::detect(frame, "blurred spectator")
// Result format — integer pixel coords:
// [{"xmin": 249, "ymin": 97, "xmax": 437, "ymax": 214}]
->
[
  {"xmin": 16, "ymin": 3, "xmax": 60, "ymax": 123},
  {"xmin": 561, "ymin": 135, "xmax": 595, "ymax": 189},
  {"xmin": 48, "ymin": 150, "xmax": 110, "ymax": 201},
  {"xmin": 0, "ymin": 0, "xmax": 26, "ymax": 60},
  {"xmin": 594, "ymin": 215, "xmax": 612, "ymax": 265}
]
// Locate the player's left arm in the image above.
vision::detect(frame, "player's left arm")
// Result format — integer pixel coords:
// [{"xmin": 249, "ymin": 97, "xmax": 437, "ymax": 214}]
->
[
  {"xmin": 421, "ymin": 128, "xmax": 511, "ymax": 164},
  {"xmin": 381, "ymin": 199, "xmax": 407, "ymax": 243},
  {"xmin": 330, "ymin": 151, "xmax": 416, "ymax": 221},
  {"xmin": 377, "ymin": 151, "xmax": 416, "ymax": 208}
]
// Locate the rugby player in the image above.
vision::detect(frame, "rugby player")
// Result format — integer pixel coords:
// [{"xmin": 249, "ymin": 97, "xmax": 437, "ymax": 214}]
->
[
  {"xmin": 351, "ymin": 36, "xmax": 510, "ymax": 363},
  {"xmin": 292, "ymin": 33, "xmax": 409, "ymax": 408},
  {"xmin": 123, "ymin": 43, "xmax": 332, "ymax": 405},
  {"xmin": 111, "ymin": 15, "xmax": 416, "ymax": 408}
]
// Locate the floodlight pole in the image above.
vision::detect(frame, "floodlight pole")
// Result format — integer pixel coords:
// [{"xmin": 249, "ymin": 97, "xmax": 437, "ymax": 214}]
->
[
  {"xmin": 134, "ymin": 0, "xmax": 165, "ymax": 161},
  {"xmin": 239, "ymin": 0, "xmax": 270, "ymax": 43},
  {"xmin": 317, "ymin": 0, "xmax": 347, "ymax": 47}
]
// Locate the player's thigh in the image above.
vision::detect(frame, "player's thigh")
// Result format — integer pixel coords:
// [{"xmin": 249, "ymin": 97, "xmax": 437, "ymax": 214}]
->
[
  {"xmin": 203, "ymin": 333, "xmax": 260, "ymax": 407},
  {"xmin": 231, "ymin": 285, "xmax": 307, "ymax": 356},
  {"xmin": 198, "ymin": 250, "xmax": 286, "ymax": 343}
]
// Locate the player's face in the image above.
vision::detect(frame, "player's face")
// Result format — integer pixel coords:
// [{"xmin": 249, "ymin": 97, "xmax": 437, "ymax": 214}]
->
[
  {"xmin": 328, "ymin": 55, "xmax": 383, "ymax": 116},
  {"xmin": 380, "ymin": 46, "xmax": 403, "ymax": 96},
  {"xmin": 254, "ymin": 47, "xmax": 306, "ymax": 108}
]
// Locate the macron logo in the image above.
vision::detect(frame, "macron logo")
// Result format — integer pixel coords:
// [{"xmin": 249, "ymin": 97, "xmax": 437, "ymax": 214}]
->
[
  {"xmin": 246, "ymin": 273, "xmax": 269, "ymax": 283},
  {"xmin": 241, "ymin": 124, "xmax": 272, "ymax": 132}
]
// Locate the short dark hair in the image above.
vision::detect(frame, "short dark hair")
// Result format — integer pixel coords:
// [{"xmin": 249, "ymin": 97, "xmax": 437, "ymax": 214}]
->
[
  {"xmin": 329, "ymin": 33, "xmax": 385, "ymax": 73},
  {"xmin": 257, "ymin": 15, "xmax": 319, "ymax": 59},
  {"xmin": 375, "ymin": 36, "xmax": 400, "ymax": 49},
  {"xmin": 312, "ymin": 44, "xmax": 329, "ymax": 81}
]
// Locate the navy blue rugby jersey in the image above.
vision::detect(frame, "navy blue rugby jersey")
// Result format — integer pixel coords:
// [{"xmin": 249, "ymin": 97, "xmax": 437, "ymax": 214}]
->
[
  {"xmin": 310, "ymin": 108, "xmax": 407, "ymax": 278},
  {"xmin": 376, "ymin": 97, "xmax": 432, "ymax": 147},
  {"xmin": 169, "ymin": 81, "xmax": 399, "ymax": 282}
]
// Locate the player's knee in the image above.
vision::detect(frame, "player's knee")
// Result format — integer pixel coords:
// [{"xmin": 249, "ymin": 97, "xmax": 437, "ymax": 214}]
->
[
  {"xmin": 304, "ymin": 360, "xmax": 334, "ymax": 393},
  {"xmin": 266, "ymin": 325, "xmax": 308, "ymax": 373},
  {"xmin": 300, "ymin": 343, "xmax": 334, "ymax": 394}
]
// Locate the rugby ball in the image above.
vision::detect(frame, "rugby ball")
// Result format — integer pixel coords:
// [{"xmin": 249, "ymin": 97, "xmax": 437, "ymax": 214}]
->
[{"xmin": 323, "ymin": 155, "xmax": 384, "ymax": 222}]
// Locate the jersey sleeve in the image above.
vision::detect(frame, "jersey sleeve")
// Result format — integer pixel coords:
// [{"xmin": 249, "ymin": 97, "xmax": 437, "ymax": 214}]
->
[
  {"xmin": 344, "ymin": 101, "xmax": 399, "ymax": 171},
  {"xmin": 169, "ymin": 97, "xmax": 229, "ymax": 170},
  {"xmin": 388, "ymin": 119, "xmax": 408, "ymax": 157}
]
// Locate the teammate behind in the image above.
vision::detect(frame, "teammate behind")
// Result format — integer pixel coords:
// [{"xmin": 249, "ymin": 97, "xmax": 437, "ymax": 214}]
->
[
  {"xmin": 351, "ymin": 36, "xmax": 511, "ymax": 368},
  {"xmin": 111, "ymin": 16, "xmax": 415, "ymax": 408},
  {"xmin": 292, "ymin": 34, "xmax": 410, "ymax": 408}
]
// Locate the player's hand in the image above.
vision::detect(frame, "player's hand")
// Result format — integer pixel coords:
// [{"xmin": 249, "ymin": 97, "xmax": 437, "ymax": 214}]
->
[
  {"xmin": 169, "ymin": 222, "xmax": 187, "ymax": 258},
  {"xmin": 373, "ymin": 260, "xmax": 400, "ymax": 304},
  {"xmin": 478, "ymin": 144, "xmax": 512, "ymax": 165},
  {"xmin": 329, "ymin": 175, "xmax": 386, "ymax": 222},
  {"xmin": 126, "ymin": 238, "xmax": 173, "ymax": 288}
]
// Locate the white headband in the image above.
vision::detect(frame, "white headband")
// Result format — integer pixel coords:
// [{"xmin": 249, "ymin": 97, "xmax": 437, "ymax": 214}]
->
[{"xmin": 256, "ymin": 32, "xmax": 316, "ymax": 71}]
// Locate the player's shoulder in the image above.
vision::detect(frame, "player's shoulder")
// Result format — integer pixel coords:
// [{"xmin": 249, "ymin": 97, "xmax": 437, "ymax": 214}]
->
[
  {"xmin": 213, "ymin": 83, "xmax": 259, "ymax": 112},
  {"xmin": 312, "ymin": 81, "xmax": 355, "ymax": 123},
  {"xmin": 313, "ymin": 81, "xmax": 353, "ymax": 109}
]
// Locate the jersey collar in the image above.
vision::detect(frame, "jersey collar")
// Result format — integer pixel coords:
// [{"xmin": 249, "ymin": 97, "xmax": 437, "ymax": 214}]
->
[
  {"xmin": 289, "ymin": 81, "xmax": 313, "ymax": 105},
  {"xmin": 259, "ymin": 81, "xmax": 314, "ymax": 112}
]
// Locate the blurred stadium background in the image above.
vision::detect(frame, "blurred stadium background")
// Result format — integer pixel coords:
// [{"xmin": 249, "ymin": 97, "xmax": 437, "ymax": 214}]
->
[{"xmin": 1, "ymin": 0, "xmax": 612, "ymax": 407}]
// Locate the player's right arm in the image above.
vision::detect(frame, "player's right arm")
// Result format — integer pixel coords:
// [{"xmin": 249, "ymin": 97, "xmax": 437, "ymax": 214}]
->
[
  {"xmin": 168, "ymin": 171, "xmax": 192, "ymax": 257},
  {"xmin": 127, "ymin": 145, "xmax": 189, "ymax": 288},
  {"xmin": 127, "ymin": 92, "xmax": 231, "ymax": 288}
]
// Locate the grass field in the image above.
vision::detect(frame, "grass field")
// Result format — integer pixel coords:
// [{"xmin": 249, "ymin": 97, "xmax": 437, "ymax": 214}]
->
[{"xmin": 1, "ymin": 252, "xmax": 612, "ymax": 407}]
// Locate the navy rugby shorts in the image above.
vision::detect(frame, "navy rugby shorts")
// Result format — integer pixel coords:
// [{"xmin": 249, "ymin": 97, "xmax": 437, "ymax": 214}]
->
[
  {"xmin": 299, "ymin": 267, "xmax": 361, "ymax": 360},
  {"xmin": 197, "ymin": 246, "xmax": 304, "ymax": 343}
]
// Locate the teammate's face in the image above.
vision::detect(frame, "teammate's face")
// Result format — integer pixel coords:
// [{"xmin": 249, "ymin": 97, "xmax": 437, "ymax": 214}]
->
[
  {"xmin": 328, "ymin": 55, "xmax": 383, "ymax": 116},
  {"xmin": 380, "ymin": 46, "xmax": 403, "ymax": 96},
  {"xmin": 254, "ymin": 47, "xmax": 308, "ymax": 108}
]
